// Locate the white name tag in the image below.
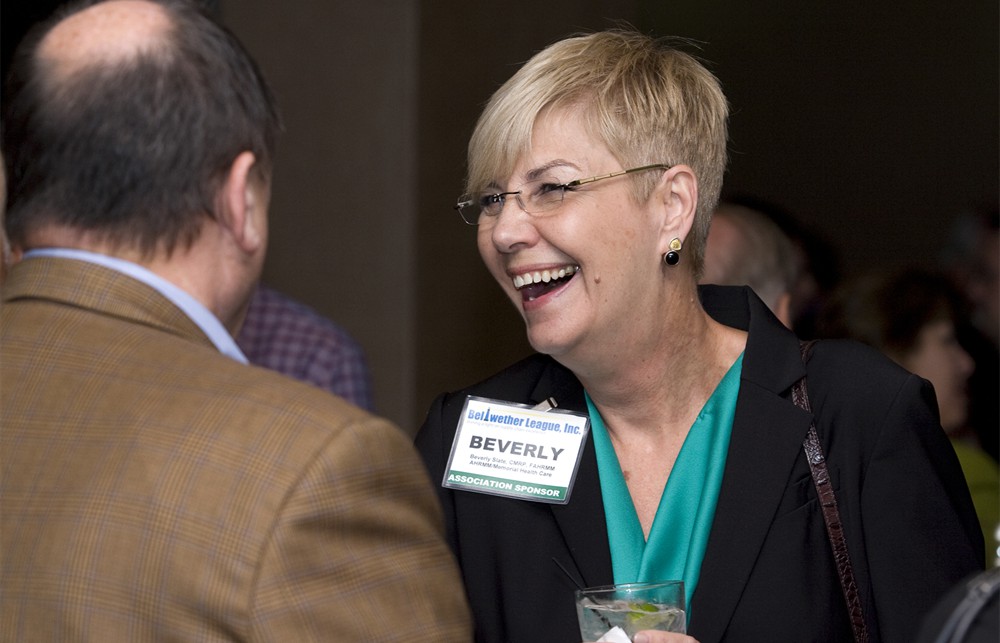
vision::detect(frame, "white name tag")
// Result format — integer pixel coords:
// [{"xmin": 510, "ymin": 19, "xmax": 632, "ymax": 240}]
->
[{"xmin": 442, "ymin": 396, "xmax": 590, "ymax": 504}]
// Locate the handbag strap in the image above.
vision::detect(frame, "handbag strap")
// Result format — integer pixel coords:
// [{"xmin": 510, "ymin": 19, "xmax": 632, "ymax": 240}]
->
[{"xmin": 793, "ymin": 340, "xmax": 871, "ymax": 643}]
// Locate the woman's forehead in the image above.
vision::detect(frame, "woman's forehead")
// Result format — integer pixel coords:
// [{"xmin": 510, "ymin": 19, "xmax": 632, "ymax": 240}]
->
[{"xmin": 501, "ymin": 108, "xmax": 613, "ymax": 180}]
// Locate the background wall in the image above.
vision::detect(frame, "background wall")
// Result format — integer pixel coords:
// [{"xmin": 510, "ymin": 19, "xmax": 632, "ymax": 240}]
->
[
  {"xmin": 642, "ymin": 2, "xmax": 999, "ymax": 271},
  {"xmin": 4, "ymin": 1, "xmax": 996, "ymax": 433},
  {"xmin": 220, "ymin": 0, "xmax": 423, "ymax": 430}
]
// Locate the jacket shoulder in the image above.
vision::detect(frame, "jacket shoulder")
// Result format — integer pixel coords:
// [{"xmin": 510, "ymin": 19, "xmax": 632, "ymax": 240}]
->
[{"xmin": 806, "ymin": 338, "xmax": 919, "ymax": 399}]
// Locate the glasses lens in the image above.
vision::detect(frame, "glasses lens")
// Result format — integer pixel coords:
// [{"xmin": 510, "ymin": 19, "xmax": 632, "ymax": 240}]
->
[
  {"xmin": 456, "ymin": 195, "xmax": 480, "ymax": 225},
  {"xmin": 480, "ymin": 192, "xmax": 507, "ymax": 217},
  {"xmin": 521, "ymin": 179, "xmax": 566, "ymax": 214},
  {"xmin": 458, "ymin": 191, "xmax": 506, "ymax": 224}
]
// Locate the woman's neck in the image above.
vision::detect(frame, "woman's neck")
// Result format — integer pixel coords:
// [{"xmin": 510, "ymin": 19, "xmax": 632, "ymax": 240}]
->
[{"xmin": 576, "ymin": 301, "xmax": 746, "ymax": 439}]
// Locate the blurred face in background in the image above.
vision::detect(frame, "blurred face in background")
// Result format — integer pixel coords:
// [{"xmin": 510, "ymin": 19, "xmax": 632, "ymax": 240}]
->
[
  {"xmin": 966, "ymin": 228, "xmax": 999, "ymax": 344},
  {"xmin": 898, "ymin": 319, "xmax": 975, "ymax": 434}
]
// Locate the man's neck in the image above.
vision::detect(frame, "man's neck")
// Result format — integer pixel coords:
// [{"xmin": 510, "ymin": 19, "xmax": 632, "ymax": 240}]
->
[{"xmin": 22, "ymin": 223, "xmax": 245, "ymax": 332}]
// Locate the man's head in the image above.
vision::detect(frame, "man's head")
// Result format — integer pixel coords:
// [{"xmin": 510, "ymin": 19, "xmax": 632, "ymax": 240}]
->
[
  {"xmin": 701, "ymin": 202, "xmax": 798, "ymax": 326},
  {"xmin": 464, "ymin": 30, "xmax": 729, "ymax": 275},
  {"xmin": 3, "ymin": 0, "xmax": 281, "ymax": 259}
]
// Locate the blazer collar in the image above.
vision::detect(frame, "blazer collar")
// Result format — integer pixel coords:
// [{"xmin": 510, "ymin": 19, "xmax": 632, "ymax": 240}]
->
[
  {"xmin": 694, "ymin": 286, "xmax": 815, "ymax": 641},
  {"xmin": 3, "ymin": 256, "xmax": 216, "ymax": 351},
  {"xmin": 699, "ymin": 284, "xmax": 805, "ymax": 395}
]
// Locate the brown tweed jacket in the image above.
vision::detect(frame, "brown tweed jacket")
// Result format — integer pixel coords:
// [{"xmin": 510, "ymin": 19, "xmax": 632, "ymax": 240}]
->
[{"xmin": 0, "ymin": 256, "xmax": 472, "ymax": 642}]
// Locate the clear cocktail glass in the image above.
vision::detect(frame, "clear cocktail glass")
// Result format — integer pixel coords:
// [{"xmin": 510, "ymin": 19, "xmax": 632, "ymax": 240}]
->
[{"xmin": 576, "ymin": 580, "xmax": 686, "ymax": 642}]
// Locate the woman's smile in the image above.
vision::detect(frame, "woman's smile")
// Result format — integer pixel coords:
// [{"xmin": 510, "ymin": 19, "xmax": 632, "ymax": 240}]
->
[{"xmin": 511, "ymin": 264, "xmax": 579, "ymax": 301}]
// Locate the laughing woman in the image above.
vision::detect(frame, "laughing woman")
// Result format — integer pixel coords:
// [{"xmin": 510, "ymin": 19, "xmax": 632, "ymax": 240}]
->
[{"xmin": 415, "ymin": 30, "xmax": 983, "ymax": 643}]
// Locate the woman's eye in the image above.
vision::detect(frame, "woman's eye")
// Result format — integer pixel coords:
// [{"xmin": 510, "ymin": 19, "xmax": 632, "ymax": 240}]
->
[{"xmin": 534, "ymin": 182, "xmax": 566, "ymax": 195}]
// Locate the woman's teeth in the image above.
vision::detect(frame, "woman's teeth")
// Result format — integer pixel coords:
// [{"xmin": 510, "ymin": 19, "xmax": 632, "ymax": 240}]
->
[{"xmin": 512, "ymin": 265, "xmax": 578, "ymax": 290}]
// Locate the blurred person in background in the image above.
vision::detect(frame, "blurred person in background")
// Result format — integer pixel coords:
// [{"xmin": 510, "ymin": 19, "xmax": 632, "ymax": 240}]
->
[
  {"xmin": 716, "ymin": 195, "xmax": 841, "ymax": 340},
  {"xmin": 941, "ymin": 206, "xmax": 999, "ymax": 463},
  {"xmin": 236, "ymin": 283, "xmax": 375, "ymax": 410},
  {"xmin": 819, "ymin": 267, "xmax": 999, "ymax": 566},
  {"xmin": 700, "ymin": 200, "xmax": 799, "ymax": 327}
]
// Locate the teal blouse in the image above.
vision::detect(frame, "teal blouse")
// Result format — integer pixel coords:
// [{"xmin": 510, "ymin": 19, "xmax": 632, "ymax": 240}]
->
[{"xmin": 586, "ymin": 354, "xmax": 743, "ymax": 611}]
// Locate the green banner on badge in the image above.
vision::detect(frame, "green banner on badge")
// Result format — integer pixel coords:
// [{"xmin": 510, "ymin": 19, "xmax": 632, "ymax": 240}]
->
[{"xmin": 446, "ymin": 471, "xmax": 567, "ymax": 501}]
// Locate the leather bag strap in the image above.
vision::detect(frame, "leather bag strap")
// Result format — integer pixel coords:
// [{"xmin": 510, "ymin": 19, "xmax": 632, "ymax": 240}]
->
[{"xmin": 794, "ymin": 340, "xmax": 870, "ymax": 643}]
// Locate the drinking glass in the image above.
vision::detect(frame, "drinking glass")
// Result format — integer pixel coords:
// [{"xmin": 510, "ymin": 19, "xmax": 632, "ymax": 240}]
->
[{"xmin": 575, "ymin": 580, "xmax": 686, "ymax": 642}]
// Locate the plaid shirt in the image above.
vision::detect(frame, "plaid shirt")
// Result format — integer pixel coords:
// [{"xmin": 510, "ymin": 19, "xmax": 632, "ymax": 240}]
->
[{"xmin": 237, "ymin": 285, "xmax": 374, "ymax": 410}]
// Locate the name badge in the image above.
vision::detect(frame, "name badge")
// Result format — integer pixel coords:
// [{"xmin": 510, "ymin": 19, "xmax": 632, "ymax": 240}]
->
[{"xmin": 442, "ymin": 396, "xmax": 590, "ymax": 504}]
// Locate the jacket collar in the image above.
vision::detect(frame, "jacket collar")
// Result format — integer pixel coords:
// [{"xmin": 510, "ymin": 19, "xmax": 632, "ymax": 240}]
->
[
  {"xmin": 692, "ymin": 288, "xmax": 815, "ymax": 641},
  {"xmin": 3, "ymin": 255, "xmax": 216, "ymax": 352}
]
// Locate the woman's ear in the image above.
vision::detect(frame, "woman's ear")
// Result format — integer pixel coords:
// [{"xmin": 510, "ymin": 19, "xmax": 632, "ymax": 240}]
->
[
  {"xmin": 653, "ymin": 164, "xmax": 698, "ymax": 257},
  {"xmin": 219, "ymin": 151, "xmax": 266, "ymax": 254}
]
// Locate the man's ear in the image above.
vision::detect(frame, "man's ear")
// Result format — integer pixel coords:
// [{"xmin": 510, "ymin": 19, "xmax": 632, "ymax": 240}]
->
[
  {"xmin": 653, "ymin": 164, "xmax": 698, "ymax": 257},
  {"xmin": 219, "ymin": 151, "xmax": 265, "ymax": 254}
]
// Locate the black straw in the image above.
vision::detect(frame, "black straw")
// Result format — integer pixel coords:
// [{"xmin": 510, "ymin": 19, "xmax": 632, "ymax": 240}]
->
[{"xmin": 553, "ymin": 557, "xmax": 614, "ymax": 631}]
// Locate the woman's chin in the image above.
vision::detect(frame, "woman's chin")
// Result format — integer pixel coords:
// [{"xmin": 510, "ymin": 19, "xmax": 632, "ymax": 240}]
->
[
  {"xmin": 525, "ymin": 326, "xmax": 576, "ymax": 360},
  {"xmin": 525, "ymin": 326, "xmax": 556, "ymax": 353}
]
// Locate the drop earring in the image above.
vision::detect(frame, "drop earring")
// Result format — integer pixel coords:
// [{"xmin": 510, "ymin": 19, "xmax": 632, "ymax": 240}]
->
[{"xmin": 663, "ymin": 238, "xmax": 682, "ymax": 266}]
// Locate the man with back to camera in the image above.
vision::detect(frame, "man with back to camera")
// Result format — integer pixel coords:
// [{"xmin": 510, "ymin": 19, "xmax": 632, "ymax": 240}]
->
[{"xmin": 0, "ymin": 0, "xmax": 471, "ymax": 640}]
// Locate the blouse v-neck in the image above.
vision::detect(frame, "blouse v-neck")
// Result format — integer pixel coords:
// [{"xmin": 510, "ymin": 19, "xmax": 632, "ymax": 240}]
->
[{"xmin": 586, "ymin": 352, "xmax": 744, "ymax": 610}]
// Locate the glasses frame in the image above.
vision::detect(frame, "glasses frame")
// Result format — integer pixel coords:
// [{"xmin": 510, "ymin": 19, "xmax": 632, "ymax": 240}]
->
[{"xmin": 454, "ymin": 163, "xmax": 673, "ymax": 226}]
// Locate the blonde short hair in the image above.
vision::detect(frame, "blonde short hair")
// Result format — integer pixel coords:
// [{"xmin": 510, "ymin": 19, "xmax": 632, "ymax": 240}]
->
[{"xmin": 466, "ymin": 29, "xmax": 729, "ymax": 272}]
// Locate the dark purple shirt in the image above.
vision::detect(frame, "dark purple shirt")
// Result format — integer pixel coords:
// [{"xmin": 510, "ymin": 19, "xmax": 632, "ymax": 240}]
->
[{"xmin": 237, "ymin": 285, "xmax": 374, "ymax": 410}]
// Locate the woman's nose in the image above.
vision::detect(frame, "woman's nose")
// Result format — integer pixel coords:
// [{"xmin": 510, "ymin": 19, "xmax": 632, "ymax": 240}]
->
[{"xmin": 485, "ymin": 197, "xmax": 538, "ymax": 253}]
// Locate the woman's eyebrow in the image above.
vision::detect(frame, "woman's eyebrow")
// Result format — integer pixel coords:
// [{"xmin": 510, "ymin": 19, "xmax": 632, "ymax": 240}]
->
[{"xmin": 524, "ymin": 159, "xmax": 580, "ymax": 181}]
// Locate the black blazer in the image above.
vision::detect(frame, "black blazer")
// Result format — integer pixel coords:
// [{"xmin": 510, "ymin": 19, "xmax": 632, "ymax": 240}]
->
[{"xmin": 416, "ymin": 286, "xmax": 984, "ymax": 643}]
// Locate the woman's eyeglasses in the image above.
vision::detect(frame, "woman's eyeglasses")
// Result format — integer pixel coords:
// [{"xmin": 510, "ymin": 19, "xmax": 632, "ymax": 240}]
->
[{"xmin": 454, "ymin": 164, "xmax": 672, "ymax": 226}]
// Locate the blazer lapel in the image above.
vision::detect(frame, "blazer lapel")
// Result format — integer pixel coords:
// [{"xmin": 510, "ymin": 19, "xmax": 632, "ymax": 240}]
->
[
  {"xmin": 530, "ymin": 360, "xmax": 616, "ymax": 590},
  {"xmin": 689, "ymin": 292, "xmax": 812, "ymax": 642}
]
